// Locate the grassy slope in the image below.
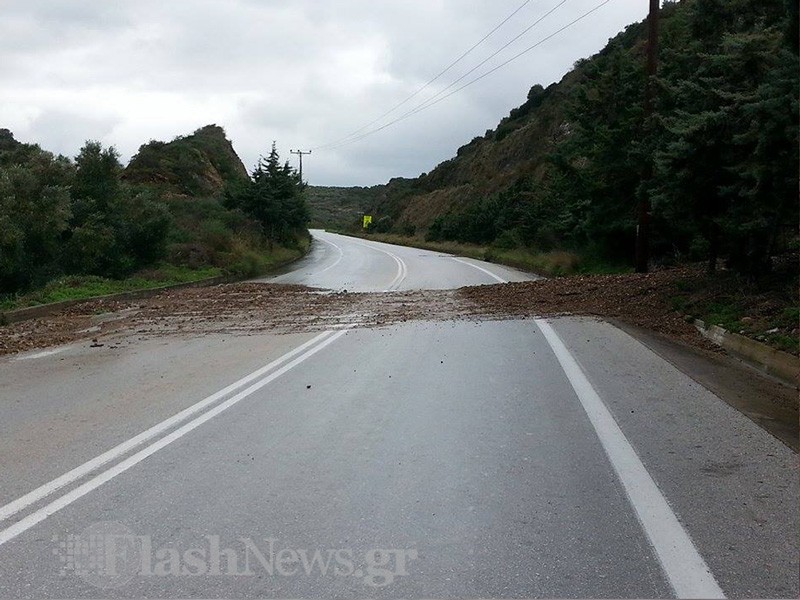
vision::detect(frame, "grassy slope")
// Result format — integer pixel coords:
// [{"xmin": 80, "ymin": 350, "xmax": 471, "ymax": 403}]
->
[
  {"xmin": 334, "ymin": 231, "xmax": 627, "ymax": 277},
  {"xmin": 0, "ymin": 124, "xmax": 312, "ymax": 312},
  {"xmin": 667, "ymin": 262, "xmax": 799, "ymax": 354},
  {"xmin": 0, "ymin": 266, "xmax": 221, "ymax": 311},
  {"xmin": 0, "ymin": 239, "xmax": 309, "ymax": 312}
]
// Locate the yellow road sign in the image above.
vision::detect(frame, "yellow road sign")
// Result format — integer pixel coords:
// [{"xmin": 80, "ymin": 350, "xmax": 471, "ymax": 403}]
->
[{"xmin": 362, "ymin": 215, "xmax": 373, "ymax": 229}]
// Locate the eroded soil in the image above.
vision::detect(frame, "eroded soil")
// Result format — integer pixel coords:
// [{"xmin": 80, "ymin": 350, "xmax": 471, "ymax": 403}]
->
[{"xmin": 1, "ymin": 268, "xmax": 716, "ymax": 356}]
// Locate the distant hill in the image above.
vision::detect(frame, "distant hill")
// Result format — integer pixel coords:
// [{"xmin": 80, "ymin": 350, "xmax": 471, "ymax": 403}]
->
[
  {"xmin": 305, "ymin": 185, "xmax": 386, "ymax": 227},
  {"xmin": 123, "ymin": 124, "xmax": 248, "ymax": 197}
]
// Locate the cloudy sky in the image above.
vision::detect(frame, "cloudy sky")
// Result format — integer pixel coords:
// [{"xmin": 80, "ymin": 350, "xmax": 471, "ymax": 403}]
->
[{"xmin": 2, "ymin": 0, "xmax": 649, "ymax": 186}]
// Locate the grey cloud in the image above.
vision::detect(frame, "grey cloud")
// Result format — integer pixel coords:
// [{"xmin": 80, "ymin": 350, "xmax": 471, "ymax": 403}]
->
[
  {"xmin": 25, "ymin": 109, "xmax": 120, "ymax": 158},
  {"xmin": 2, "ymin": 0, "xmax": 648, "ymax": 185}
]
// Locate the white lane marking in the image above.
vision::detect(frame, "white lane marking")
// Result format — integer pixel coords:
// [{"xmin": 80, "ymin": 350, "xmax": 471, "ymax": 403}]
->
[
  {"xmin": 337, "ymin": 236, "xmax": 408, "ymax": 291},
  {"xmin": 309, "ymin": 236, "xmax": 344, "ymax": 276},
  {"xmin": 451, "ymin": 257, "xmax": 723, "ymax": 598},
  {"xmin": 385, "ymin": 252, "xmax": 408, "ymax": 291},
  {"xmin": 14, "ymin": 348, "xmax": 67, "ymax": 361},
  {"xmin": 450, "ymin": 257, "xmax": 507, "ymax": 284},
  {"xmin": 535, "ymin": 319, "xmax": 725, "ymax": 599},
  {"xmin": 0, "ymin": 330, "xmax": 335, "ymax": 524},
  {"xmin": 0, "ymin": 329, "xmax": 348, "ymax": 547}
]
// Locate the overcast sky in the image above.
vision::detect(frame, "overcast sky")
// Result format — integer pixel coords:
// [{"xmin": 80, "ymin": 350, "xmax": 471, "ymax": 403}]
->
[{"xmin": 2, "ymin": 0, "xmax": 649, "ymax": 186}]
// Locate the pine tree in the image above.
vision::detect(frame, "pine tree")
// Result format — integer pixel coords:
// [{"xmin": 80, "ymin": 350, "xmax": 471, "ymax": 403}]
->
[{"xmin": 225, "ymin": 142, "xmax": 308, "ymax": 246}]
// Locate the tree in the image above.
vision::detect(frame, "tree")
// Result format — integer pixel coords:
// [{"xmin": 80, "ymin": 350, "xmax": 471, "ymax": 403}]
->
[
  {"xmin": 63, "ymin": 141, "xmax": 171, "ymax": 278},
  {"xmin": 224, "ymin": 143, "xmax": 308, "ymax": 246},
  {"xmin": 0, "ymin": 147, "xmax": 74, "ymax": 291},
  {"xmin": 652, "ymin": 0, "xmax": 798, "ymax": 275},
  {"xmin": 548, "ymin": 41, "xmax": 645, "ymax": 261},
  {"xmin": 72, "ymin": 141, "xmax": 122, "ymax": 216}
]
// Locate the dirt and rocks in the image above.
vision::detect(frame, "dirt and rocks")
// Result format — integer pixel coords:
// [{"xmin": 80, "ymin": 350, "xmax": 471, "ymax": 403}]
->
[
  {"xmin": 0, "ymin": 267, "xmax": 718, "ymax": 357},
  {"xmin": 461, "ymin": 266, "xmax": 719, "ymax": 350},
  {"xmin": 5, "ymin": 266, "xmax": 796, "ymax": 449}
]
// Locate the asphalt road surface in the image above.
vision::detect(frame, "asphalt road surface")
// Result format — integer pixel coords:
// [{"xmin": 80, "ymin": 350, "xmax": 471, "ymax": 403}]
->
[{"xmin": 0, "ymin": 231, "xmax": 796, "ymax": 598}]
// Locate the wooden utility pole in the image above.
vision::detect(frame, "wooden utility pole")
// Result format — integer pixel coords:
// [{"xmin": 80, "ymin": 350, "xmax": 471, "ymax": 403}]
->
[
  {"xmin": 636, "ymin": 0, "xmax": 660, "ymax": 273},
  {"xmin": 290, "ymin": 149, "xmax": 311, "ymax": 182}
]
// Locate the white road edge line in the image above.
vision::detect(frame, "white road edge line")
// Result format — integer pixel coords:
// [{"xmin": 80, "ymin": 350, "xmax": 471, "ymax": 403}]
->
[
  {"xmin": 450, "ymin": 257, "xmax": 507, "ymax": 284},
  {"xmin": 0, "ymin": 330, "xmax": 336, "ymax": 525},
  {"xmin": 453, "ymin": 256, "xmax": 724, "ymax": 599},
  {"xmin": 0, "ymin": 329, "xmax": 348, "ymax": 547},
  {"xmin": 535, "ymin": 319, "xmax": 725, "ymax": 599},
  {"xmin": 309, "ymin": 235, "xmax": 344, "ymax": 276},
  {"xmin": 14, "ymin": 348, "xmax": 68, "ymax": 361},
  {"xmin": 340, "ymin": 236, "xmax": 407, "ymax": 291}
]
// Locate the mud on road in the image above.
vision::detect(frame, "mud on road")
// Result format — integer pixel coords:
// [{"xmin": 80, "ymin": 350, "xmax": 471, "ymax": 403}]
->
[
  {"xmin": 4, "ymin": 268, "xmax": 797, "ymax": 448},
  {"xmin": 1, "ymin": 268, "xmax": 713, "ymax": 357}
]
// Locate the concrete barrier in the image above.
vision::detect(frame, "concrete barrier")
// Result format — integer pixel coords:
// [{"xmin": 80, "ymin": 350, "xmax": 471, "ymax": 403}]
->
[{"xmin": 694, "ymin": 319, "xmax": 799, "ymax": 387}]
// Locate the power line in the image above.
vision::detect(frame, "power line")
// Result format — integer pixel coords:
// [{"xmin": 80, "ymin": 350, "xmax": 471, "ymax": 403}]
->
[
  {"xmin": 403, "ymin": 0, "xmax": 611, "ymax": 120},
  {"xmin": 322, "ymin": 0, "xmax": 574, "ymax": 150},
  {"xmin": 290, "ymin": 149, "xmax": 311, "ymax": 181},
  {"xmin": 323, "ymin": 0, "xmax": 611, "ymax": 151},
  {"xmin": 311, "ymin": 0, "xmax": 536, "ymax": 151},
  {"xmin": 386, "ymin": 0, "xmax": 569, "ymax": 129}
]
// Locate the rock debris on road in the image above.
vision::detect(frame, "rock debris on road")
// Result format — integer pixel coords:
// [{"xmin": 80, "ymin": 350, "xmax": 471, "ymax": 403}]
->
[{"xmin": 1, "ymin": 267, "xmax": 714, "ymax": 357}]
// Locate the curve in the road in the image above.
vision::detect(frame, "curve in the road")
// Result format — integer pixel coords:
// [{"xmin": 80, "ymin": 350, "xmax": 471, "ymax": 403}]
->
[
  {"xmin": 308, "ymin": 236, "xmax": 344, "ymax": 277},
  {"xmin": 344, "ymin": 237, "xmax": 408, "ymax": 291},
  {"xmin": 450, "ymin": 256, "xmax": 507, "ymax": 284}
]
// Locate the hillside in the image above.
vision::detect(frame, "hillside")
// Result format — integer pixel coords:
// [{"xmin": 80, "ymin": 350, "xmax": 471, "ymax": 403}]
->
[
  {"xmin": 305, "ymin": 185, "xmax": 384, "ymax": 227},
  {"xmin": 346, "ymin": 0, "xmax": 798, "ymax": 276},
  {"xmin": 366, "ymin": 77, "xmax": 573, "ymax": 232},
  {"xmin": 123, "ymin": 124, "xmax": 249, "ymax": 196},
  {"xmin": 0, "ymin": 125, "xmax": 309, "ymax": 304}
]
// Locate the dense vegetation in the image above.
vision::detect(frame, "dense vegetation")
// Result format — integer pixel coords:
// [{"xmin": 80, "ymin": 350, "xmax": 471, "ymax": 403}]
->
[
  {"xmin": 0, "ymin": 126, "xmax": 309, "ymax": 303},
  {"xmin": 346, "ymin": 0, "xmax": 798, "ymax": 278}
]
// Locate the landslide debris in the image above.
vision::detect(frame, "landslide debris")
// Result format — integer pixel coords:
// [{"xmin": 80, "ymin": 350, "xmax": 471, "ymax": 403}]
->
[
  {"xmin": 0, "ymin": 267, "xmax": 721, "ymax": 357},
  {"xmin": 459, "ymin": 266, "xmax": 714, "ymax": 349}
]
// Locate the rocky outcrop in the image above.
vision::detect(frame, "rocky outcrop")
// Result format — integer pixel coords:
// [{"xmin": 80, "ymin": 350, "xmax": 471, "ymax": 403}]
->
[{"xmin": 123, "ymin": 124, "xmax": 248, "ymax": 197}]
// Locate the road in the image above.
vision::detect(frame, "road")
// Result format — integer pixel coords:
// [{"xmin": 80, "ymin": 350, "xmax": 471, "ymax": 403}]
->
[
  {"xmin": 0, "ymin": 230, "xmax": 796, "ymax": 598},
  {"xmin": 261, "ymin": 229, "xmax": 532, "ymax": 291}
]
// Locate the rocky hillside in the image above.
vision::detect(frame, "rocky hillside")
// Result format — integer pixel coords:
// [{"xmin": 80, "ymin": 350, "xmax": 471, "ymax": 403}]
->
[
  {"xmin": 123, "ymin": 124, "xmax": 248, "ymax": 197},
  {"xmin": 358, "ymin": 19, "xmax": 641, "ymax": 233},
  {"xmin": 351, "ymin": 0, "xmax": 798, "ymax": 276}
]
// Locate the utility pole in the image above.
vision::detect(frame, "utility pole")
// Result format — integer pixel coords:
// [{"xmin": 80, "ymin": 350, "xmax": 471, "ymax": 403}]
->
[
  {"xmin": 290, "ymin": 149, "xmax": 311, "ymax": 182},
  {"xmin": 635, "ymin": 0, "xmax": 660, "ymax": 273}
]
